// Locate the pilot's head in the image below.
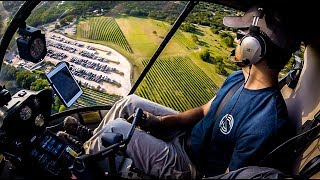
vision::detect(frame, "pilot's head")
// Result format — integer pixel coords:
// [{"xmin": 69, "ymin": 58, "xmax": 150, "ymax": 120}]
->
[{"xmin": 223, "ymin": 5, "xmax": 301, "ymax": 70}]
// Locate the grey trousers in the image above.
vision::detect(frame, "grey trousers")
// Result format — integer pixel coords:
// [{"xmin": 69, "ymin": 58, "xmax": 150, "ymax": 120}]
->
[{"xmin": 83, "ymin": 94, "xmax": 196, "ymax": 179}]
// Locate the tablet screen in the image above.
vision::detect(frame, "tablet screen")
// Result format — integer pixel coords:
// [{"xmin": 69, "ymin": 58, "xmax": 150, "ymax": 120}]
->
[{"xmin": 46, "ymin": 62, "xmax": 82, "ymax": 107}]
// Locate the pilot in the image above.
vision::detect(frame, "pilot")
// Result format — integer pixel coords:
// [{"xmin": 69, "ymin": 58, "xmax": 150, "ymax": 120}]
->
[{"xmin": 60, "ymin": 4, "xmax": 301, "ymax": 179}]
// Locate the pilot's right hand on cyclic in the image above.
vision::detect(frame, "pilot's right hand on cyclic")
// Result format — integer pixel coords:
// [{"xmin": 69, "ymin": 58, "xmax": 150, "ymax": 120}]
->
[
  {"xmin": 139, "ymin": 111, "xmax": 162, "ymax": 128},
  {"xmin": 126, "ymin": 111, "xmax": 162, "ymax": 128}
]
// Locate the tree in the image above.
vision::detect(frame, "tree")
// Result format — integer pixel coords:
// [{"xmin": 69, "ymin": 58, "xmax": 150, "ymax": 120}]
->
[
  {"xmin": 15, "ymin": 71, "xmax": 36, "ymax": 89},
  {"xmin": 59, "ymin": 18, "xmax": 68, "ymax": 27},
  {"xmin": 215, "ymin": 62, "xmax": 228, "ymax": 76},
  {"xmin": 200, "ymin": 49, "xmax": 211, "ymax": 63},
  {"xmin": 223, "ymin": 36, "xmax": 235, "ymax": 48},
  {"xmin": 284, "ymin": 56, "xmax": 296, "ymax": 71},
  {"xmin": 215, "ymin": 56, "xmax": 223, "ymax": 64},
  {"xmin": 219, "ymin": 31, "xmax": 228, "ymax": 38},
  {"xmin": 191, "ymin": 34, "xmax": 198, "ymax": 43},
  {"xmin": 210, "ymin": 26, "xmax": 218, "ymax": 34},
  {"xmin": 52, "ymin": 96, "xmax": 61, "ymax": 113},
  {"xmin": 55, "ymin": 24, "xmax": 61, "ymax": 29},
  {"xmin": 30, "ymin": 79, "xmax": 50, "ymax": 91},
  {"xmin": 180, "ymin": 22, "xmax": 196, "ymax": 32},
  {"xmin": 297, "ymin": 50, "xmax": 304, "ymax": 59},
  {"xmin": 59, "ymin": 105, "xmax": 66, "ymax": 112}
]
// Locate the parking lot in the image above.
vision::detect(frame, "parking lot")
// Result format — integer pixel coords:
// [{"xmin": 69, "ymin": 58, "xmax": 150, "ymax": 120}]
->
[
  {"xmin": 9, "ymin": 28, "xmax": 132, "ymax": 97},
  {"xmin": 46, "ymin": 31, "xmax": 132, "ymax": 96}
]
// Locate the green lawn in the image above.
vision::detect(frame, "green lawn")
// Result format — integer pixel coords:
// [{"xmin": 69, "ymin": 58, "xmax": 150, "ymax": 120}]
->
[{"xmin": 116, "ymin": 16, "xmax": 192, "ymax": 58}]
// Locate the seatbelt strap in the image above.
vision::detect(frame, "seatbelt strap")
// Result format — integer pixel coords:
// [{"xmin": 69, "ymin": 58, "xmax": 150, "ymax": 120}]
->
[
  {"xmin": 205, "ymin": 79, "xmax": 244, "ymax": 141},
  {"xmin": 198, "ymin": 79, "xmax": 244, "ymax": 173},
  {"xmin": 213, "ymin": 80, "xmax": 243, "ymax": 125},
  {"xmin": 187, "ymin": 79, "xmax": 244, "ymax": 149}
]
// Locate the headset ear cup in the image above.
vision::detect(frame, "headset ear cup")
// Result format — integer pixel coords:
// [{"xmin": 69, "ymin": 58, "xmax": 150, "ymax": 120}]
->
[{"xmin": 240, "ymin": 36, "xmax": 264, "ymax": 65}]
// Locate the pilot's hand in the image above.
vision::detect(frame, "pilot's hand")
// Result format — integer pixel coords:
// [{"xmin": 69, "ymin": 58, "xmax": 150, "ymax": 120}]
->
[
  {"xmin": 126, "ymin": 111, "xmax": 162, "ymax": 128},
  {"xmin": 139, "ymin": 111, "xmax": 162, "ymax": 128}
]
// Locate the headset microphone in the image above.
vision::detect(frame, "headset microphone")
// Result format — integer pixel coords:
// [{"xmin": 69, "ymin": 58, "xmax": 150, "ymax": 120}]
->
[{"xmin": 230, "ymin": 49, "xmax": 235, "ymax": 56}]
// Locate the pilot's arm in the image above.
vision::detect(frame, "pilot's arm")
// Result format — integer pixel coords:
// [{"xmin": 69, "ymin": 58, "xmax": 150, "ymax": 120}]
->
[{"xmin": 159, "ymin": 96, "xmax": 215, "ymax": 128}]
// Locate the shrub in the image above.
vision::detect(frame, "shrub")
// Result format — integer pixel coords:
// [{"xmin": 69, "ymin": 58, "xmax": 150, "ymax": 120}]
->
[
  {"xmin": 215, "ymin": 62, "xmax": 228, "ymax": 76},
  {"xmin": 200, "ymin": 49, "xmax": 211, "ymax": 62}
]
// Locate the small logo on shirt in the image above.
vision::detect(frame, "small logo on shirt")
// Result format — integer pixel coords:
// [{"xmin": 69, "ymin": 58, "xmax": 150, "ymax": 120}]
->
[{"xmin": 219, "ymin": 114, "xmax": 234, "ymax": 135}]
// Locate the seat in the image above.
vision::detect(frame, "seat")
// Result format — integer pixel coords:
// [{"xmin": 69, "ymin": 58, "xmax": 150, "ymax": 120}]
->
[{"xmin": 280, "ymin": 43, "xmax": 320, "ymax": 177}]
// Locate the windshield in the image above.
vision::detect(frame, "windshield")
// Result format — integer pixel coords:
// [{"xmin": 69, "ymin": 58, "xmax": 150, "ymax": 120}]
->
[{"xmin": 0, "ymin": 1, "xmax": 303, "ymax": 114}]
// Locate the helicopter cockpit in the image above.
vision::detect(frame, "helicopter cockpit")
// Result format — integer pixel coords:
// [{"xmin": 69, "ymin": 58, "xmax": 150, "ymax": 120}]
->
[{"xmin": 0, "ymin": 0, "xmax": 320, "ymax": 179}]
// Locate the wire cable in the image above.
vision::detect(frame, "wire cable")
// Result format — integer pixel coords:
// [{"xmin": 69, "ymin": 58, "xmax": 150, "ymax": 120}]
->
[
  {"xmin": 228, "ymin": 65, "xmax": 252, "ymax": 115},
  {"xmin": 260, "ymin": 124, "xmax": 320, "ymax": 165},
  {"xmin": 46, "ymin": 121, "xmax": 64, "ymax": 130}
]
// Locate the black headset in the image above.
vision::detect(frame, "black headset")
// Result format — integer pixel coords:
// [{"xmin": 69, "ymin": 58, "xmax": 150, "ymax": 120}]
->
[{"xmin": 239, "ymin": 7, "xmax": 267, "ymax": 66}]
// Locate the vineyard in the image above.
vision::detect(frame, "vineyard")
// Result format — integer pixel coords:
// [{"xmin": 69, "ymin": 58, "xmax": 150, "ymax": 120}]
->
[
  {"xmin": 160, "ymin": 22, "xmax": 198, "ymax": 50},
  {"xmin": 75, "ymin": 87, "xmax": 122, "ymax": 107},
  {"xmin": 136, "ymin": 56, "xmax": 219, "ymax": 112},
  {"xmin": 78, "ymin": 17, "xmax": 133, "ymax": 53}
]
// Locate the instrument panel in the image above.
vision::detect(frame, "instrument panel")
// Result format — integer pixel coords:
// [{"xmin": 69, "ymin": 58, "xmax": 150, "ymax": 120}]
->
[
  {"xmin": 0, "ymin": 89, "xmax": 53, "ymax": 139},
  {"xmin": 0, "ymin": 89, "xmax": 80, "ymax": 178},
  {"xmin": 17, "ymin": 97, "xmax": 44, "ymax": 126},
  {"xmin": 20, "ymin": 105, "xmax": 32, "ymax": 121}
]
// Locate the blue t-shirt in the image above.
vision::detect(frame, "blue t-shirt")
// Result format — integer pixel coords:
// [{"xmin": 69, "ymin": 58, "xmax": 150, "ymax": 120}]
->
[{"xmin": 191, "ymin": 70, "xmax": 295, "ymax": 176}]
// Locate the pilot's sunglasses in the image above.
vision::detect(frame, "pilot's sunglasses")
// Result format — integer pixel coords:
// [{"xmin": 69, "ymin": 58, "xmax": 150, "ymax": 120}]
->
[{"xmin": 236, "ymin": 30, "xmax": 247, "ymax": 40}]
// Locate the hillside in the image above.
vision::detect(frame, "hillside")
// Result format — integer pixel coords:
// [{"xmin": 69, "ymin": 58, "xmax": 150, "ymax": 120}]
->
[
  {"xmin": 0, "ymin": 1, "xmax": 10, "ymax": 37},
  {"xmin": 64, "ymin": 14, "xmax": 237, "ymax": 111},
  {"xmin": 69, "ymin": 15, "xmax": 235, "ymax": 86}
]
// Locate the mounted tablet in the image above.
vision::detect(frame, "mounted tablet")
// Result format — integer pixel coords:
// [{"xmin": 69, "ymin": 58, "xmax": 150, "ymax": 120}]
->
[{"xmin": 46, "ymin": 62, "xmax": 83, "ymax": 108}]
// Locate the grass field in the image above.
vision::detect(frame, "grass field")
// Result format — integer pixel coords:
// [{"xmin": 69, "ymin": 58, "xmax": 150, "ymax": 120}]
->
[{"xmin": 115, "ymin": 16, "xmax": 194, "ymax": 58}]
